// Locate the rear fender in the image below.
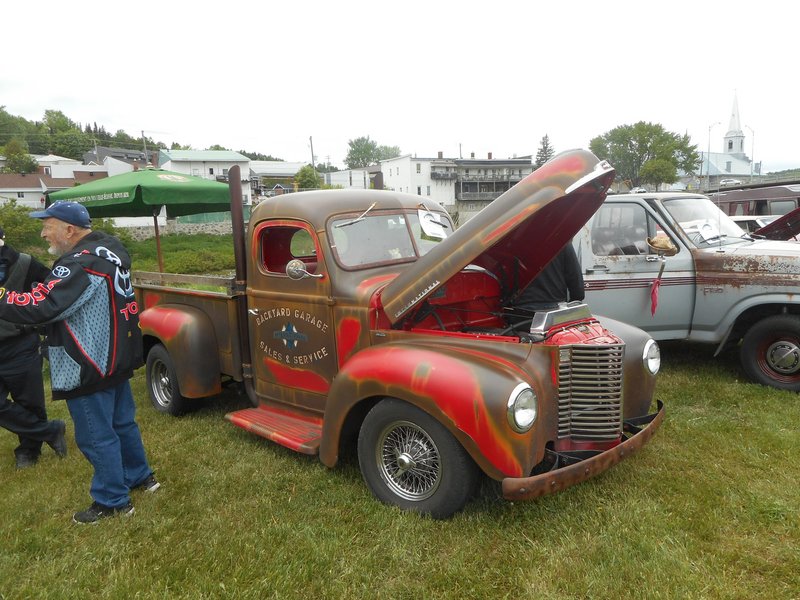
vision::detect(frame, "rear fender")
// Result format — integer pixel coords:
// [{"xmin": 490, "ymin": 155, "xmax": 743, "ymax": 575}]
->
[
  {"xmin": 140, "ymin": 304, "xmax": 222, "ymax": 398},
  {"xmin": 319, "ymin": 342, "xmax": 546, "ymax": 479}
]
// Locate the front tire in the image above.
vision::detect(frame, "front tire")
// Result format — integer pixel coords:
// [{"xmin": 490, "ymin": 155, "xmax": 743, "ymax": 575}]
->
[
  {"xmin": 357, "ymin": 398, "xmax": 479, "ymax": 519},
  {"xmin": 740, "ymin": 315, "xmax": 800, "ymax": 391},
  {"xmin": 145, "ymin": 344, "xmax": 188, "ymax": 415}
]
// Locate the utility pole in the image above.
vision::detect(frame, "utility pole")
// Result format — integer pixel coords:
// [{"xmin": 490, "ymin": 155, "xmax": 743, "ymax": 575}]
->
[{"xmin": 142, "ymin": 130, "xmax": 149, "ymax": 165}]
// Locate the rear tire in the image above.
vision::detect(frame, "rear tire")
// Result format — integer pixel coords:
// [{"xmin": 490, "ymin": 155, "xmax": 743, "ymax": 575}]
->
[
  {"xmin": 145, "ymin": 344, "xmax": 188, "ymax": 415},
  {"xmin": 740, "ymin": 315, "xmax": 800, "ymax": 391},
  {"xmin": 357, "ymin": 398, "xmax": 479, "ymax": 519}
]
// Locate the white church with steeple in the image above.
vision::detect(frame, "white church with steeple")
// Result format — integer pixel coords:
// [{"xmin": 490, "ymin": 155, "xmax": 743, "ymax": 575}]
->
[{"xmin": 696, "ymin": 92, "xmax": 758, "ymax": 189}]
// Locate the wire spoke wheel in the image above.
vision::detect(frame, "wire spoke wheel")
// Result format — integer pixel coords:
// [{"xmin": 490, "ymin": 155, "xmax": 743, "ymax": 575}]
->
[
  {"xmin": 358, "ymin": 398, "xmax": 480, "ymax": 518},
  {"xmin": 377, "ymin": 420, "xmax": 442, "ymax": 501}
]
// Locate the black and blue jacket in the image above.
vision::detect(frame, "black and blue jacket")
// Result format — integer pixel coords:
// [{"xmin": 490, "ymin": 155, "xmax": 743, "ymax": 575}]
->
[{"xmin": 0, "ymin": 231, "xmax": 143, "ymax": 399}]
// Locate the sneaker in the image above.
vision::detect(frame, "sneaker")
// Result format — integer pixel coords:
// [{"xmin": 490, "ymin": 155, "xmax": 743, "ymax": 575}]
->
[
  {"xmin": 72, "ymin": 501, "xmax": 134, "ymax": 524},
  {"xmin": 47, "ymin": 420, "xmax": 68, "ymax": 458},
  {"xmin": 15, "ymin": 453, "xmax": 39, "ymax": 469},
  {"xmin": 133, "ymin": 474, "xmax": 160, "ymax": 493}
]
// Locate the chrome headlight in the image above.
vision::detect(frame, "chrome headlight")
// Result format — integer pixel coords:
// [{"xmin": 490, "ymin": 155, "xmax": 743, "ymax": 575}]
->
[
  {"xmin": 643, "ymin": 339, "xmax": 661, "ymax": 375},
  {"xmin": 507, "ymin": 383, "xmax": 538, "ymax": 433}
]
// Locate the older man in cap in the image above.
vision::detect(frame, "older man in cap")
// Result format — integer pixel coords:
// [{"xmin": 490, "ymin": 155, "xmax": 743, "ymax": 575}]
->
[
  {"xmin": 0, "ymin": 225, "xmax": 67, "ymax": 469},
  {"xmin": 0, "ymin": 202, "xmax": 159, "ymax": 523}
]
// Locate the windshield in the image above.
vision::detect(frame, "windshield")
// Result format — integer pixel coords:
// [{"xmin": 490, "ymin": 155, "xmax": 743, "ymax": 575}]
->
[
  {"xmin": 329, "ymin": 209, "xmax": 452, "ymax": 268},
  {"xmin": 662, "ymin": 197, "xmax": 747, "ymax": 247}
]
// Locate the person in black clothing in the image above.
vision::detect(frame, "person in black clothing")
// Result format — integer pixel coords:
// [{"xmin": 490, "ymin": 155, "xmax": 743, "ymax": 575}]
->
[
  {"xmin": 0, "ymin": 226, "xmax": 67, "ymax": 469},
  {"xmin": 508, "ymin": 242, "xmax": 585, "ymax": 327}
]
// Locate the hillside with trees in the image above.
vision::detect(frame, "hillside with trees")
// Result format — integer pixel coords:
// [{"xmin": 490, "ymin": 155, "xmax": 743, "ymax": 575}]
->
[{"xmin": 0, "ymin": 106, "xmax": 279, "ymax": 164}]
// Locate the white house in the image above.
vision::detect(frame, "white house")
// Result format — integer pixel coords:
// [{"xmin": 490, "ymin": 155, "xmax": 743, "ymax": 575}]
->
[
  {"xmin": 380, "ymin": 154, "xmax": 455, "ymax": 208},
  {"xmin": 159, "ymin": 149, "xmax": 252, "ymax": 204},
  {"xmin": 381, "ymin": 151, "xmax": 534, "ymax": 222}
]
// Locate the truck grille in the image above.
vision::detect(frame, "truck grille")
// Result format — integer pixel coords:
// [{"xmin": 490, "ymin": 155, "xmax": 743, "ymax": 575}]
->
[{"xmin": 557, "ymin": 344, "xmax": 624, "ymax": 440}]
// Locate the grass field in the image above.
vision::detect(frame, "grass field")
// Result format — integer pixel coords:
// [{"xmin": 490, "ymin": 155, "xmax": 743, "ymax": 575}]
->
[
  {"xmin": 1, "ymin": 229, "xmax": 798, "ymax": 598},
  {"xmin": 1, "ymin": 339, "xmax": 798, "ymax": 599}
]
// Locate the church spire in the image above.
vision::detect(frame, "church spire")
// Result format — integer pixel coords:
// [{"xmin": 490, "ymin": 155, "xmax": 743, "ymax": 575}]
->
[
  {"xmin": 726, "ymin": 91, "xmax": 742, "ymax": 136},
  {"xmin": 723, "ymin": 91, "xmax": 746, "ymax": 157}
]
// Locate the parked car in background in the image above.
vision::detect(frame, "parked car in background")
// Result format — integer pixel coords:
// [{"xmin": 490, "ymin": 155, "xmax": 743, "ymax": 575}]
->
[
  {"xmin": 709, "ymin": 184, "xmax": 800, "ymax": 217},
  {"xmin": 730, "ymin": 215, "xmax": 780, "ymax": 234},
  {"xmin": 629, "ymin": 187, "xmax": 647, "ymax": 193},
  {"xmin": 719, "ymin": 178, "xmax": 743, "ymax": 186}
]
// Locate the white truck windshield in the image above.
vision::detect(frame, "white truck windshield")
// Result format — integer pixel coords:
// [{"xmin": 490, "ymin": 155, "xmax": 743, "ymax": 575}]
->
[{"xmin": 662, "ymin": 197, "xmax": 746, "ymax": 247}]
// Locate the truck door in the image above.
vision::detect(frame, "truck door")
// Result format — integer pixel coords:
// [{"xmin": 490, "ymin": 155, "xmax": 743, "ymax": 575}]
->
[
  {"xmin": 247, "ymin": 220, "xmax": 337, "ymax": 413},
  {"xmin": 575, "ymin": 199, "xmax": 695, "ymax": 339}
]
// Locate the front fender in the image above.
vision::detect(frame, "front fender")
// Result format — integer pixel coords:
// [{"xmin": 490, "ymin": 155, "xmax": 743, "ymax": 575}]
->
[
  {"xmin": 319, "ymin": 342, "xmax": 544, "ymax": 479},
  {"xmin": 140, "ymin": 304, "xmax": 222, "ymax": 398}
]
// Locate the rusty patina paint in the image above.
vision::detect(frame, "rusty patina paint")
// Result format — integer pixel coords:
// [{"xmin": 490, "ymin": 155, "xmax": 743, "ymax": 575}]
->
[
  {"xmin": 263, "ymin": 356, "xmax": 330, "ymax": 394},
  {"xmin": 139, "ymin": 305, "xmax": 223, "ymax": 398},
  {"xmin": 503, "ymin": 401, "xmax": 664, "ymax": 500},
  {"xmin": 693, "ymin": 248, "xmax": 800, "ymax": 289},
  {"xmin": 336, "ymin": 317, "xmax": 361, "ymax": 368},
  {"xmin": 324, "ymin": 343, "xmax": 536, "ymax": 477}
]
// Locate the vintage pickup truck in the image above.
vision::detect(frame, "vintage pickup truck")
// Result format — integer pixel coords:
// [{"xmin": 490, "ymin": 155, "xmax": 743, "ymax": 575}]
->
[
  {"xmin": 576, "ymin": 191, "xmax": 800, "ymax": 391},
  {"xmin": 132, "ymin": 150, "xmax": 664, "ymax": 518}
]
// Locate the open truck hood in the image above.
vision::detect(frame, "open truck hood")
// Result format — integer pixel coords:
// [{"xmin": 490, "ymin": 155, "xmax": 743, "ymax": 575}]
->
[
  {"xmin": 380, "ymin": 149, "xmax": 615, "ymax": 324},
  {"xmin": 754, "ymin": 206, "xmax": 800, "ymax": 240}
]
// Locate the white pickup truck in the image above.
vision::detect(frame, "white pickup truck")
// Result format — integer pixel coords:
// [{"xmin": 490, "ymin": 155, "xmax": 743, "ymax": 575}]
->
[{"xmin": 574, "ymin": 191, "xmax": 800, "ymax": 391}]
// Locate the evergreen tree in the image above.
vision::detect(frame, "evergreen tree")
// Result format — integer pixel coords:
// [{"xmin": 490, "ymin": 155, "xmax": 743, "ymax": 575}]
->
[{"xmin": 533, "ymin": 134, "xmax": 555, "ymax": 169}]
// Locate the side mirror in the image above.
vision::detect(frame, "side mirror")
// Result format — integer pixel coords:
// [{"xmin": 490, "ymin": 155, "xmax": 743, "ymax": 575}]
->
[
  {"xmin": 646, "ymin": 236, "xmax": 678, "ymax": 257},
  {"xmin": 286, "ymin": 259, "xmax": 323, "ymax": 280}
]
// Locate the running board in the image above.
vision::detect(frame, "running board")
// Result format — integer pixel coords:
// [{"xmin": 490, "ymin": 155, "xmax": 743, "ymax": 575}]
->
[{"xmin": 225, "ymin": 406, "xmax": 322, "ymax": 455}]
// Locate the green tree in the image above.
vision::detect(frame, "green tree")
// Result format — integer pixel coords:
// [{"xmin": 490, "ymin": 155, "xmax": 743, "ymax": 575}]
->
[
  {"xmin": 171, "ymin": 141, "xmax": 193, "ymax": 150},
  {"xmin": 206, "ymin": 144, "xmax": 229, "ymax": 151},
  {"xmin": 589, "ymin": 122, "xmax": 700, "ymax": 188},
  {"xmin": 344, "ymin": 136, "xmax": 401, "ymax": 168},
  {"xmin": 111, "ymin": 129, "xmax": 139, "ymax": 147},
  {"xmin": 1, "ymin": 138, "xmax": 39, "ymax": 173},
  {"xmin": 0, "ymin": 107, "xmax": 48, "ymax": 154},
  {"xmin": 376, "ymin": 145, "xmax": 401, "ymax": 161},
  {"xmin": 43, "ymin": 109, "xmax": 77, "ymax": 134},
  {"xmin": 533, "ymin": 134, "xmax": 556, "ymax": 169},
  {"xmin": 0, "ymin": 199, "xmax": 47, "ymax": 253},
  {"xmin": 51, "ymin": 129, "xmax": 92, "ymax": 160},
  {"xmin": 345, "ymin": 136, "xmax": 378, "ymax": 168},
  {"xmin": 294, "ymin": 164, "xmax": 322, "ymax": 189},
  {"xmin": 640, "ymin": 159, "xmax": 678, "ymax": 190}
]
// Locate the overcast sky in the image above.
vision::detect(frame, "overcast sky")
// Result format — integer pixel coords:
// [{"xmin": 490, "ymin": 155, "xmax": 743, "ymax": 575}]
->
[{"xmin": 3, "ymin": 1, "xmax": 796, "ymax": 172}]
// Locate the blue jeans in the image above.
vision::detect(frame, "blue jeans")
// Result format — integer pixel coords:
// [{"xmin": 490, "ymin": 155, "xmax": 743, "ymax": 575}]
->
[{"xmin": 66, "ymin": 380, "xmax": 152, "ymax": 508}]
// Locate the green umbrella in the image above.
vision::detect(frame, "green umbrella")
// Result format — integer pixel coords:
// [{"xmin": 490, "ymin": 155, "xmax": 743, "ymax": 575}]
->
[{"xmin": 48, "ymin": 167, "xmax": 231, "ymax": 271}]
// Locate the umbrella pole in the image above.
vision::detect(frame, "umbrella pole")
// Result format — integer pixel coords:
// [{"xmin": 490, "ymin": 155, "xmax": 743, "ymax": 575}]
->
[{"xmin": 153, "ymin": 213, "xmax": 164, "ymax": 272}]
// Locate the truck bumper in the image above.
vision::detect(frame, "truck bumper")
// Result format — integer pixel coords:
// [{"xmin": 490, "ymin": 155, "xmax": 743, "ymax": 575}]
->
[{"xmin": 502, "ymin": 400, "xmax": 665, "ymax": 501}]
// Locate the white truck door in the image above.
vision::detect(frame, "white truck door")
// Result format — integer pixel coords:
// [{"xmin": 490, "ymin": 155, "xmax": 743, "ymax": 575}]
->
[{"xmin": 575, "ymin": 199, "xmax": 695, "ymax": 339}]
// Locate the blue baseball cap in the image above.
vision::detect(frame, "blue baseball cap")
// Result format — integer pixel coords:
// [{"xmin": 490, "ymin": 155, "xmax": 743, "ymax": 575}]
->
[{"xmin": 30, "ymin": 201, "xmax": 92, "ymax": 228}]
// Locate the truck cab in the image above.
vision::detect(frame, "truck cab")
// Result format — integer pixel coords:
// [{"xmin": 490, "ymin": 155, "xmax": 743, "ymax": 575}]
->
[{"xmin": 577, "ymin": 192, "xmax": 800, "ymax": 391}]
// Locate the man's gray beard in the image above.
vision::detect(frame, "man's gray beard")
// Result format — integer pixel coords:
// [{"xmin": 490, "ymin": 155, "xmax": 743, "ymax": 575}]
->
[{"xmin": 47, "ymin": 246, "xmax": 59, "ymax": 255}]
